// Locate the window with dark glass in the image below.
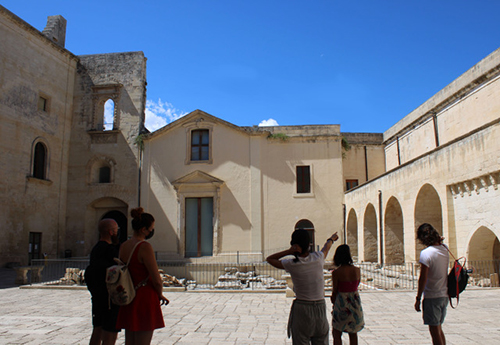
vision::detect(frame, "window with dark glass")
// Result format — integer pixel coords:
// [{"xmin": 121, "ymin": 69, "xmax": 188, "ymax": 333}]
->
[
  {"xmin": 38, "ymin": 96, "xmax": 47, "ymax": 112},
  {"xmin": 33, "ymin": 142, "xmax": 47, "ymax": 179},
  {"xmin": 191, "ymin": 129, "xmax": 209, "ymax": 161},
  {"xmin": 296, "ymin": 165, "xmax": 311, "ymax": 193},
  {"xmin": 29, "ymin": 232, "xmax": 42, "ymax": 264},
  {"xmin": 99, "ymin": 166, "xmax": 111, "ymax": 183},
  {"xmin": 346, "ymin": 179, "xmax": 359, "ymax": 191}
]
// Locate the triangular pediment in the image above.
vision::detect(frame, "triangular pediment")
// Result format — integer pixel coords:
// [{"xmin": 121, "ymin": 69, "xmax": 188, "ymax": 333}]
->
[
  {"xmin": 145, "ymin": 109, "xmax": 268, "ymax": 139},
  {"xmin": 172, "ymin": 170, "xmax": 224, "ymax": 188}
]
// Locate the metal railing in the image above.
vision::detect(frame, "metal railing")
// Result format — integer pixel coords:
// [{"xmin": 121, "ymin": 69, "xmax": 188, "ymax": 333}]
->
[{"xmin": 27, "ymin": 257, "xmax": 500, "ymax": 290}]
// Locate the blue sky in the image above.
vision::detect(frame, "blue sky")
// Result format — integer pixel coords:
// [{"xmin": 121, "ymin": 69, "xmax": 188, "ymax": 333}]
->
[{"xmin": 4, "ymin": 1, "xmax": 500, "ymax": 133}]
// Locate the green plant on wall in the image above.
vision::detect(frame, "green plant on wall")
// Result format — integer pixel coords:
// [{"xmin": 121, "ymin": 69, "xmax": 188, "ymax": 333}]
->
[
  {"xmin": 267, "ymin": 132, "xmax": 289, "ymax": 141},
  {"xmin": 341, "ymin": 136, "xmax": 351, "ymax": 158},
  {"xmin": 134, "ymin": 133, "xmax": 145, "ymax": 152}
]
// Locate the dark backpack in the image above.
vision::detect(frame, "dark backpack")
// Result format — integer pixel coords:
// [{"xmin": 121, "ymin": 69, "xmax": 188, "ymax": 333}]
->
[{"xmin": 447, "ymin": 256, "xmax": 469, "ymax": 308}]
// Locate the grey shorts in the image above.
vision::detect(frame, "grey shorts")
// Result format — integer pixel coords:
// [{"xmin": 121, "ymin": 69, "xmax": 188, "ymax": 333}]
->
[
  {"xmin": 288, "ymin": 299, "xmax": 329, "ymax": 345},
  {"xmin": 423, "ymin": 297, "xmax": 448, "ymax": 326}
]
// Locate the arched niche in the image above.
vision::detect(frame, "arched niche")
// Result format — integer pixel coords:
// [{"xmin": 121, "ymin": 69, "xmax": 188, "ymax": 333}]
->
[
  {"xmin": 384, "ymin": 196, "xmax": 404, "ymax": 264},
  {"xmin": 363, "ymin": 203, "xmax": 378, "ymax": 262},
  {"xmin": 346, "ymin": 208, "xmax": 358, "ymax": 259},
  {"xmin": 414, "ymin": 184, "xmax": 442, "ymax": 260}
]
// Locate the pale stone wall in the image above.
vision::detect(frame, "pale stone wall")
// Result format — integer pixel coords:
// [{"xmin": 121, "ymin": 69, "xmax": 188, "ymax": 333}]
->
[
  {"xmin": 346, "ymin": 107, "xmax": 500, "ymax": 263},
  {"xmin": 345, "ymin": 47, "xmax": 500, "ymax": 265},
  {"xmin": 384, "ymin": 47, "xmax": 500, "ymax": 171},
  {"xmin": 143, "ymin": 111, "xmax": 344, "ymax": 258},
  {"xmin": 261, "ymin": 135, "xmax": 344, "ymax": 252},
  {"xmin": 0, "ymin": 7, "xmax": 78, "ymax": 265},
  {"xmin": 342, "ymin": 133, "xmax": 385, "ymax": 189}
]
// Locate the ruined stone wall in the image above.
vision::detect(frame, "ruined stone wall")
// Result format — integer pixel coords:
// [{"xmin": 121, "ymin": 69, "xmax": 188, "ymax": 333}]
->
[
  {"xmin": 0, "ymin": 6, "xmax": 78, "ymax": 265},
  {"xmin": 65, "ymin": 52, "xmax": 147, "ymax": 257}
]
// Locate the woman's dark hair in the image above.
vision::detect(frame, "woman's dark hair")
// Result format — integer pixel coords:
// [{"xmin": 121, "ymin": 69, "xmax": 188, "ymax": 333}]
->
[
  {"xmin": 333, "ymin": 244, "xmax": 353, "ymax": 266},
  {"xmin": 290, "ymin": 229, "xmax": 310, "ymax": 262},
  {"xmin": 416, "ymin": 223, "xmax": 442, "ymax": 246},
  {"xmin": 131, "ymin": 207, "xmax": 155, "ymax": 232}
]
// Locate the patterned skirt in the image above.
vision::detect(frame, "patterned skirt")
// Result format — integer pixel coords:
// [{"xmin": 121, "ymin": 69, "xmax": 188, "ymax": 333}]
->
[{"xmin": 332, "ymin": 291, "xmax": 364, "ymax": 333}]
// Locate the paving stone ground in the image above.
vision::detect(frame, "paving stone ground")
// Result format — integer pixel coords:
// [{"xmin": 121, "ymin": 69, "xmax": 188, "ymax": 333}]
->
[{"xmin": 1, "ymin": 268, "xmax": 499, "ymax": 344}]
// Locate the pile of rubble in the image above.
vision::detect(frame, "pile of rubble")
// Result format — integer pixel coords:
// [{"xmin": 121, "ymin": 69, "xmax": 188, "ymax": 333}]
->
[{"xmin": 212, "ymin": 267, "xmax": 287, "ymax": 290}]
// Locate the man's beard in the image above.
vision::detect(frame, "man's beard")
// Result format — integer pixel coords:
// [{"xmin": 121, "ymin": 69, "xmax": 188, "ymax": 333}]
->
[{"xmin": 111, "ymin": 234, "xmax": 119, "ymax": 245}]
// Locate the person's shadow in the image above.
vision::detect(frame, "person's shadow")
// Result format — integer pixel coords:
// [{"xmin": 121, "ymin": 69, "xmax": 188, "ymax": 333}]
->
[{"xmin": 0, "ymin": 268, "xmax": 19, "ymax": 289}]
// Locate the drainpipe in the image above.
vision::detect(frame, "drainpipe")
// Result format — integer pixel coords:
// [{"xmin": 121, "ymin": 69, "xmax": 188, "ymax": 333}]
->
[
  {"xmin": 396, "ymin": 137, "xmax": 401, "ymax": 166},
  {"xmin": 378, "ymin": 190, "xmax": 384, "ymax": 266},
  {"xmin": 364, "ymin": 146, "xmax": 368, "ymax": 181},
  {"xmin": 432, "ymin": 113, "xmax": 440, "ymax": 147},
  {"xmin": 343, "ymin": 204, "xmax": 346, "ymax": 244},
  {"xmin": 138, "ymin": 141, "xmax": 142, "ymax": 207}
]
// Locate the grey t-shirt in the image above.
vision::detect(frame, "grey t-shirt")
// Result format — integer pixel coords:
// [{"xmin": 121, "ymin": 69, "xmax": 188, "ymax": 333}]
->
[{"xmin": 282, "ymin": 251, "xmax": 325, "ymax": 301}]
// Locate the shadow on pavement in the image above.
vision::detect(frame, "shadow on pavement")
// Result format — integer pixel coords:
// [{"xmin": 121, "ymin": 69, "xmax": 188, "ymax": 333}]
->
[{"xmin": 0, "ymin": 268, "xmax": 18, "ymax": 289}]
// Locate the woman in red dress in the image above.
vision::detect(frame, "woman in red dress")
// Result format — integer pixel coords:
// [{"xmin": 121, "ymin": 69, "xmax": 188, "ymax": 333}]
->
[{"xmin": 116, "ymin": 207, "xmax": 169, "ymax": 345}]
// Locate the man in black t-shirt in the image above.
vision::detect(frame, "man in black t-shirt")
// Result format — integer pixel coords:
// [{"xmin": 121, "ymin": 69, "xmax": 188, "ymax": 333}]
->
[{"xmin": 85, "ymin": 219, "xmax": 120, "ymax": 345}]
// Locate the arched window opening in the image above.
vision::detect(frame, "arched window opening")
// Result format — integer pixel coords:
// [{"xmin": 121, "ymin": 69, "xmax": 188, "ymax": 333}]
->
[
  {"xmin": 295, "ymin": 219, "xmax": 315, "ymax": 252},
  {"xmin": 33, "ymin": 142, "xmax": 47, "ymax": 179},
  {"xmin": 104, "ymin": 99, "xmax": 115, "ymax": 131},
  {"xmin": 99, "ymin": 166, "xmax": 111, "ymax": 183}
]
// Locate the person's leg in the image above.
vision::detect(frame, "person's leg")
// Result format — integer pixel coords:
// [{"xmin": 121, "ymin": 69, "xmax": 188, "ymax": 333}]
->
[
  {"xmin": 101, "ymin": 330, "xmax": 118, "ymax": 345},
  {"xmin": 332, "ymin": 328, "xmax": 343, "ymax": 345},
  {"xmin": 133, "ymin": 331, "xmax": 154, "ymax": 345},
  {"xmin": 89, "ymin": 326, "xmax": 102, "ymax": 345},
  {"xmin": 348, "ymin": 332, "xmax": 358, "ymax": 345},
  {"xmin": 428, "ymin": 325, "xmax": 446, "ymax": 345},
  {"xmin": 311, "ymin": 302, "xmax": 329, "ymax": 345},
  {"xmin": 423, "ymin": 298, "xmax": 447, "ymax": 345},
  {"xmin": 124, "ymin": 330, "xmax": 134, "ymax": 345},
  {"xmin": 101, "ymin": 304, "xmax": 120, "ymax": 345},
  {"xmin": 290, "ymin": 302, "xmax": 312, "ymax": 345}
]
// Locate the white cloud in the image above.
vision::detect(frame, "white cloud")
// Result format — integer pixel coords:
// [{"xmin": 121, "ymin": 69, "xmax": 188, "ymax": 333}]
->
[
  {"xmin": 258, "ymin": 118, "xmax": 279, "ymax": 127},
  {"xmin": 145, "ymin": 99, "xmax": 187, "ymax": 132}
]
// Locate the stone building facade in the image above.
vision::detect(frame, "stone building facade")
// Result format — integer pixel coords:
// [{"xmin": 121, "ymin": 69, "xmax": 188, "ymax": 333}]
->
[
  {"xmin": 143, "ymin": 111, "xmax": 341, "ymax": 259},
  {"xmin": 345, "ymin": 47, "xmax": 500, "ymax": 268},
  {"xmin": 0, "ymin": 6, "xmax": 144, "ymax": 265},
  {"xmin": 2, "ymin": 5, "xmax": 499, "ymax": 269}
]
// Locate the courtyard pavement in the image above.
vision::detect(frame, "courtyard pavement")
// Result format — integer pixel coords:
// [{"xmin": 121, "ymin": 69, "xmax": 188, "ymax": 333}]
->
[{"xmin": 0, "ymin": 267, "xmax": 499, "ymax": 345}]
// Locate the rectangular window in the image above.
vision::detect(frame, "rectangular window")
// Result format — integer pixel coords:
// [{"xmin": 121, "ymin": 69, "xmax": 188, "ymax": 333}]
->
[
  {"xmin": 191, "ymin": 129, "xmax": 209, "ymax": 161},
  {"xmin": 28, "ymin": 232, "xmax": 42, "ymax": 264},
  {"xmin": 346, "ymin": 179, "xmax": 359, "ymax": 191},
  {"xmin": 38, "ymin": 96, "xmax": 47, "ymax": 112},
  {"xmin": 99, "ymin": 166, "xmax": 111, "ymax": 183},
  {"xmin": 185, "ymin": 197, "xmax": 213, "ymax": 257},
  {"xmin": 296, "ymin": 166, "xmax": 311, "ymax": 194}
]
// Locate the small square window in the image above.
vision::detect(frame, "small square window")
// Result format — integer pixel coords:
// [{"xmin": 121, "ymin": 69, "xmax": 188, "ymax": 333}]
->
[
  {"xmin": 38, "ymin": 96, "xmax": 48, "ymax": 112},
  {"xmin": 346, "ymin": 179, "xmax": 359, "ymax": 191}
]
